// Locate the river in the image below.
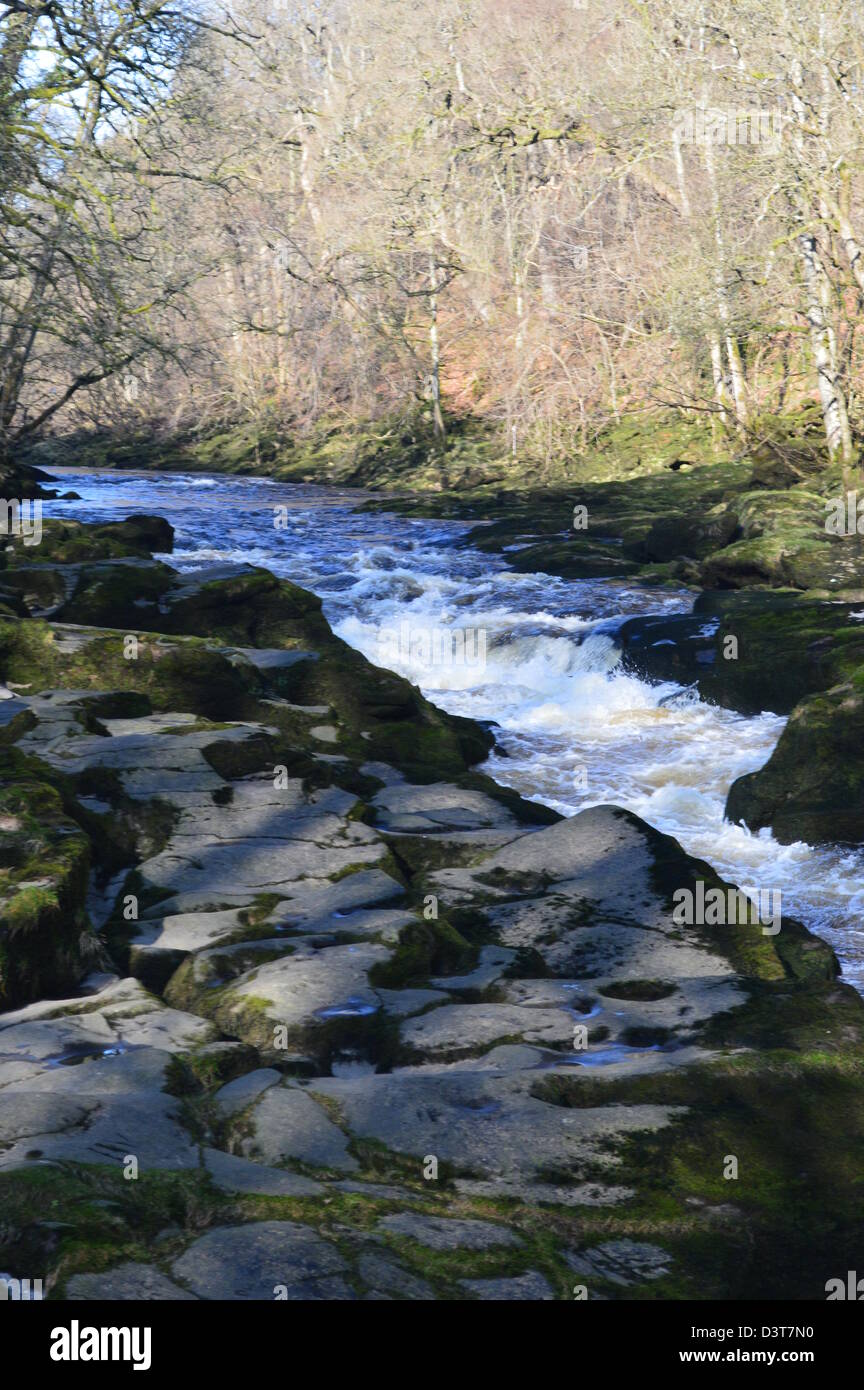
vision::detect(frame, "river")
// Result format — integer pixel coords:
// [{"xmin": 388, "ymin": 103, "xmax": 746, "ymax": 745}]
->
[{"xmin": 42, "ymin": 466, "xmax": 864, "ymax": 989}]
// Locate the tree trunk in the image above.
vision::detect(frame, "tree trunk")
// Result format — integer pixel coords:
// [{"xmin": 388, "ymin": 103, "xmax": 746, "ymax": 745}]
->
[
  {"xmin": 428, "ymin": 256, "xmax": 445, "ymax": 451},
  {"xmin": 703, "ymin": 139, "xmax": 748, "ymax": 425},
  {"xmin": 799, "ymin": 232, "xmax": 852, "ymax": 463}
]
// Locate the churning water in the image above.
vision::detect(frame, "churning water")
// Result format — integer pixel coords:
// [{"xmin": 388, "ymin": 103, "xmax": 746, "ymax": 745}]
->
[{"xmin": 43, "ymin": 468, "xmax": 864, "ymax": 988}]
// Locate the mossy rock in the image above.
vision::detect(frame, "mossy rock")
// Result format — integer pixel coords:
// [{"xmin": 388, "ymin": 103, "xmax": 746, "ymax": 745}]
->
[
  {"xmin": 89, "ymin": 514, "xmax": 174, "ymax": 555},
  {"xmin": 638, "ymin": 503, "xmax": 739, "ymax": 563},
  {"xmin": 369, "ymin": 918, "xmax": 477, "ymax": 989},
  {"xmin": 4, "ymin": 516, "xmax": 173, "ymax": 568},
  {"xmin": 0, "ymin": 457, "xmax": 55, "ymax": 501},
  {"xmin": 506, "ymin": 538, "xmax": 640, "ymax": 579},
  {"xmin": 0, "ymin": 619, "xmax": 264, "ymax": 724},
  {"xmin": 0, "ymin": 771, "xmax": 95, "ymax": 1006},
  {"xmin": 0, "ymin": 592, "xmax": 493, "ymax": 781},
  {"xmin": 1, "ymin": 565, "xmax": 68, "ymax": 614},
  {"xmin": 697, "ymin": 526, "xmax": 864, "ymax": 592},
  {"xmin": 164, "ymin": 569, "xmax": 332, "ymax": 648},
  {"xmin": 618, "ymin": 593, "xmax": 864, "ymax": 716},
  {"xmin": 59, "ymin": 560, "xmax": 176, "ymax": 627},
  {"xmin": 726, "ymin": 678, "xmax": 864, "ymax": 845},
  {"xmin": 148, "ymin": 645, "xmax": 256, "ymax": 721},
  {"xmin": 729, "ymin": 488, "xmax": 825, "ymax": 540},
  {"xmin": 636, "ymin": 812, "xmax": 835, "ymax": 984},
  {"xmin": 535, "ymin": 1040, "xmax": 864, "ymax": 1299}
]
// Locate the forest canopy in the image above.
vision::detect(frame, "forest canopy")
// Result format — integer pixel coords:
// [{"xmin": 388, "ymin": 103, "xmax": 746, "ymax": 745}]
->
[{"xmin": 3, "ymin": 0, "xmax": 864, "ymax": 467}]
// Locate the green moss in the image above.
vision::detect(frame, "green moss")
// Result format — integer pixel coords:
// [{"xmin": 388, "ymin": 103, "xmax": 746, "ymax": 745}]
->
[
  {"xmin": 369, "ymin": 916, "xmax": 475, "ymax": 988},
  {"xmin": 4, "ymin": 517, "xmax": 170, "ymax": 569},
  {"xmin": 533, "ymin": 1046, "xmax": 864, "ymax": 1300},
  {"xmin": 727, "ymin": 677, "xmax": 864, "ymax": 846},
  {"xmin": 0, "ymin": 770, "xmax": 95, "ymax": 1006},
  {"xmin": 0, "ymin": 1164, "xmax": 230, "ymax": 1296},
  {"xmin": 599, "ymin": 980, "xmax": 678, "ymax": 1001}
]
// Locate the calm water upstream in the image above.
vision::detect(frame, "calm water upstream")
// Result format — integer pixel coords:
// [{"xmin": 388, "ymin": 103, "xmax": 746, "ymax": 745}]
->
[{"xmin": 42, "ymin": 467, "xmax": 864, "ymax": 989}]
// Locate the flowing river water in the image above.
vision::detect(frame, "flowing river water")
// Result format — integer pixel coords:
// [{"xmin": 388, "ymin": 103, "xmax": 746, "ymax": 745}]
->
[{"xmin": 42, "ymin": 467, "xmax": 864, "ymax": 989}]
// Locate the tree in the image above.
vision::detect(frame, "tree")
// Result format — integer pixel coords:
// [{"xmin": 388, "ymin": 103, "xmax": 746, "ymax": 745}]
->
[{"xmin": 0, "ymin": 0, "xmax": 237, "ymax": 457}]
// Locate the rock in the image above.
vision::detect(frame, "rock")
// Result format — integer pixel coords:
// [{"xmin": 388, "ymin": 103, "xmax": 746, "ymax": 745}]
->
[
  {"xmin": 508, "ymin": 538, "xmax": 640, "ymax": 579},
  {"xmin": 640, "ymin": 504, "xmax": 738, "ymax": 563},
  {"xmin": 177, "ymin": 940, "xmax": 390, "ymax": 1054},
  {"xmin": 187, "ymin": 1040, "xmax": 257, "ymax": 1084},
  {"xmin": 371, "ymin": 782, "xmax": 520, "ymax": 833},
  {"xmin": 692, "ymin": 490, "xmax": 864, "ymax": 592},
  {"xmin": 402, "ymin": 1002, "xmax": 572, "ymax": 1059},
  {"xmin": 566, "ymin": 1240, "xmax": 671, "ymax": 1287},
  {"xmin": 213, "ymin": 1068, "xmax": 283, "ymax": 1116},
  {"xmin": 203, "ymin": 1148, "xmax": 323, "ymax": 1197},
  {"xmin": 697, "ymin": 532, "xmax": 846, "ymax": 590},
  {"xmin": 66, "ymin": 1263, "xmax": 197, "ymax": 1300},
  {"xmin": 378, "ymin": 986, "xmax": 449, "ymax": 1016},
  {"xmin": 171, "ymin": 1222, "xmax": 354, "ymax": 1300},
  {"xmin": 269, "ymin": 869, "xmax": 406, "ymax": 925},
  {"xmin": 377, "ymin": 1212, "xmax": 522, "ymax": 1250},
  {"xmin": 355, "ymin": 1250, "xmax": 436, "ymax": 1300},
  {"xmin": 0, "ymin": 769, "xmax": 94, "ymax": 1008},
  {"xmin": 430, "ymin": 945, "xmax": 517, "ymax": 992},
  {"xmin": 4, "ymin": 518, "xmax": 169, "ymax": 569},
  {"xmin": 454, "ymin": 1177, "xmax": 633, "ymax": 1207},
  {"xmin": 91, "ymin": 514, "xmax": 175, "ymax": 555},
  {"xmin": 239, "ymin": 1083, "xmax": 359, "ymax": 1171},
  {"xmin": 0, "ymin": 1087, "xmax": 200, "ymax": 1172},
  {"xmin": 729, "ymin": 489, "xmax": 825, "ymax": 541},
  {"xmin": 131, "ymin": 908, "xmax": 247, "ymax": 959},
  {"xmin": 315, "ymin": 1068, "xmax": 677, "ymax": 1185},
  {"xmin": 461, "ymin": 1271, "xmax": 556, "ymax": 1300},
  {"xmin": 0, "ymin": 978, "xmax": 216, "ymax": 1170},
  {"xmin": 618, "ymin": 594, "xmax": 864, "ymax": 717},
  {"xmin": 726, "ymin": 678, "xmax": 864, "ymax": 846}
]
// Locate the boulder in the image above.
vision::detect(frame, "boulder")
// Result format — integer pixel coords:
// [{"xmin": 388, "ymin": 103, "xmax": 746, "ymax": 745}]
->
[{"xmin": 727, "ymin": 677, "xmax": 864, "ymax": 845}]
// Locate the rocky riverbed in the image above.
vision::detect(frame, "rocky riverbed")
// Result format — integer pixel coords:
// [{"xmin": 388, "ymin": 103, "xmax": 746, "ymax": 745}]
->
[{"xmin": 2, "ymin": 455, "xmax": 864, "ymax": 1301}]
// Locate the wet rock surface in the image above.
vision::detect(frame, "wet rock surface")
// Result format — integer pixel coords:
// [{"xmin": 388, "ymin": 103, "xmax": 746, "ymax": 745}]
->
[{"xmin": 1, "ymin": 512, "xmax": 864, "ymax": 1302}]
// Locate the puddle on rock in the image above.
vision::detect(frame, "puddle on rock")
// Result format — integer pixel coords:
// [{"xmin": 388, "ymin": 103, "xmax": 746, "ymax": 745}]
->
[
  {"xmin": 314, "ymin": 997, "xmax": 379, "ymax": 1020},
  {"xmin": 45, "ymin": 1043, "xmax": 128, "ymax": 1067},
  {"xmin": 539, "ymin": 1043, "xmax": 664, "ymax": 1069}
]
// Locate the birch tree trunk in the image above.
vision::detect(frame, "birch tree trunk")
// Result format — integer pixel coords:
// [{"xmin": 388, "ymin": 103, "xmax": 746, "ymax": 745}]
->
[{"xmin": 799, "ymin": 231, "xmax": 852, "ymax": 462}]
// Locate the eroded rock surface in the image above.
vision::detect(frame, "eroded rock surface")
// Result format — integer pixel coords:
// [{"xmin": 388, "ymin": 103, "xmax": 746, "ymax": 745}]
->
[{"xmin": 1, "ymin": 516, "xmax": 863, "ymax": 1302}]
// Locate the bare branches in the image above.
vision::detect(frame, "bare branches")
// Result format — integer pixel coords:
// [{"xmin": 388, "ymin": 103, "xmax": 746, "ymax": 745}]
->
[{"xmin": 7, "ymin": 0, "xmax": 864, "ymax": 465}]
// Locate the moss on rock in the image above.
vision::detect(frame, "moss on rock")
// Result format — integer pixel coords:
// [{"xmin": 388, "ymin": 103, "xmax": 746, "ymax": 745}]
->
[
  {"xmin": 0, "ymin": 770, "xmax": 95, "ymax": 1006},
  {"xmin": 727, "ymin": 679, "xmax": 864, "ymax": 845}
]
